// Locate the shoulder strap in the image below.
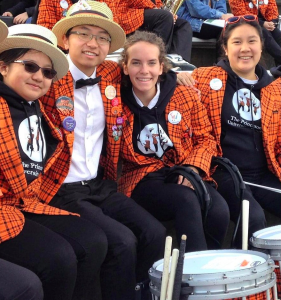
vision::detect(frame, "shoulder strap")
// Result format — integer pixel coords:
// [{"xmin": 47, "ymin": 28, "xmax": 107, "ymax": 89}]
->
[{"xmin": 211, "ymin": 156, "xmax": 246, "ymax": 247}]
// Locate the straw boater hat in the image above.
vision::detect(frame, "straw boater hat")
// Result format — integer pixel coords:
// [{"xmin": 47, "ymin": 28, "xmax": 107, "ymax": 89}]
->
[
  {"xmin": 52, "ymin": 1, "xmax": 126, "ymax": 54},
  {"xmin": 0, "ymin": 24, "xmax": 69, "ymax": 81},
  {"xmin": 0, "ymin": 20, "xmax": 8, "ymax": 43}
]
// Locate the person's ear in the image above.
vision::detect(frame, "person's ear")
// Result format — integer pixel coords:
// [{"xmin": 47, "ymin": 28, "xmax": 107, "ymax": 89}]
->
[
  {"xmin": 223, "ymin": 46, "xmax": 228, "ymax": 56},
  {"xmin": 62, "ymin": 34, "xmax": 70, "ymax": 50},
  {"xmin": 159, "ymin": 62, "xmax": 164, "ymax": 75},
  {"xmin": 122, "ymin": 62, "xmax": 129, "ymax": 75},
  {"xmin": 0, "ymin": 62, "xmax": 8, "ymax": 77}
]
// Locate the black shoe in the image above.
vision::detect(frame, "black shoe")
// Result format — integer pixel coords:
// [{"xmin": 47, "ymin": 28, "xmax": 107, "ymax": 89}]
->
[{"xmin": 166, "ymin": 54, "xmax": 197, "ymax": 71}]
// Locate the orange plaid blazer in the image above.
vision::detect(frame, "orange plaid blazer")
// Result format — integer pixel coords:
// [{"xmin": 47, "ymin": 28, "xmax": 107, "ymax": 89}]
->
[
  {"xmin": 229, "ymin": 0, "xmax": 278, "ymax": 21},
  {"xmin": 37, "ymin": 0, "xmax": 117, "ymax": 29},
  {"xmin": 0, "ymin": 96, "xmax": 76, "ymax": 244},
  {"xmin": 113, "ymin": 0, "xmax": 163, "ymax": 34},
  {"xmin": 118, "ymin": 85, "xmax": 217, "ymax": 197},
  {"xmin": 40, "ymin": 60, "xmax": 122, "ymax": 181},
  {"xmin": 192, "ymin": 66, "xmax": 281, "ymax": 181}
]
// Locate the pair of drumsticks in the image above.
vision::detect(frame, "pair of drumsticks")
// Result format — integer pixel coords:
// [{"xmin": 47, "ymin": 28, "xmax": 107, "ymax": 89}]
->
[
  {"xmin": 160, "ymin": 235, "xmax": 187, "ymax": 300},
  {"xmin": 158, "ymin": 200, "xmax": 249, "ymax": 300}
]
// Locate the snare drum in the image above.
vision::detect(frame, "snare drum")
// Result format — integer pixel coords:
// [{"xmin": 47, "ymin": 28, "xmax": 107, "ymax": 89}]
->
[
  {"xmin": 250, "ymin": 225, "xmax": 281, "ymax": 298},
  {"xmin": 149, "ymin": 249, "xmax": 276, "ymax": 300}
]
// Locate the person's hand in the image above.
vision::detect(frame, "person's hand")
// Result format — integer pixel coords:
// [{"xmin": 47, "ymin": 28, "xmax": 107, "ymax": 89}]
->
[
  {"xmin": 2, "ymin": 12, "xmax": 13, "ymax": 17},
  {"xmin": 176, "ymin": 72, "xmax": 201, "ymax": 97},
  {"xmin": 13, "ymin": 12, "xmax": 28, "ymax": 24},
  {"xmin": 177, "ymin": 72, "xmax": 196, "ymax": 87},
  {"xmin": 177, "ymin": 167, "xmax": 199, "ymax": 189},
  {"xmin": 173, "ymin": 13, "xmax": 178, "ymax": 24},
  {"xmin": 177, "ymin": 175, "xmax": 194, "ymax": 189},
  {"xmin": 263, "ymin": 21, "xmax": 275, "ymax": 31},
  {"xmin": 221, "ymin": 13, "xmax": 234, "ymax": 20}
]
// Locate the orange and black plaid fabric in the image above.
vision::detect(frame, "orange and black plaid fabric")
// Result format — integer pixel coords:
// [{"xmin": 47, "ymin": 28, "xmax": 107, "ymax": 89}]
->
[
  {"xmin": 40, "ymin": 60, "xmax": 122, "ymax": 181},
  {"xmin": 37, "ymin": 0, "xmax": 117, "ymax": 30},
  {"xmin": 118, "ymin": 85, "xmax": 217, "ymax": 197},
  {"xmin": 113, "ymin": 0, "xmax": 163, "ymax": 34},
  {"xmin": 229, "ymin": 0, "xmax": 278, "ymax": 21},
  {"xmin": 192, "ymin": 67, "xmax": 281, "ymax": 182},
  {"xmin": 274, "ymin": 260, "xmax": 281, "ymax": 298},
  {"xmin": 0, "ymin": 96, "xmax": 77, "ymax": 244}
]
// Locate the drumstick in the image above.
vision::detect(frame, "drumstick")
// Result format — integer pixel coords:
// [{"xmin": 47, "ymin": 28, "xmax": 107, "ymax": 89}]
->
[
  {"xmin": 172, "ymin": 235, "xmax": 187, "ymax": 300},
  {"xmin": 242, "ymin": 200, "xmax": 250, "ymax": 250},
  {"xmin": 166, "ymin": 249, "xmax": 179, "ymax": 300},
  {"xmin": 160, "ymin": 236, "xmax": 172, "ymax": 300},
  {"xmin": 244, "ymin": 181, "xmax": 281, "ymax": 194}
]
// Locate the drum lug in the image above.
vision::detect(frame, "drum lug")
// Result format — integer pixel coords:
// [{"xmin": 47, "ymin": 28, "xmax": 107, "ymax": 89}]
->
[
  {"xmin": 252, "ymin": 268, "xmax": 257, "ymax": 273},
  {"xmin": 223, "ymin": 273, "xmax": 227, "ymax": 279}
]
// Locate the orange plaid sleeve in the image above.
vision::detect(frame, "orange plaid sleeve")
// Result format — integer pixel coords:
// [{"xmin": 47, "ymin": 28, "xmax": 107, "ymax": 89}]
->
[
  {"xmin": 37, "ymin": 0, "xmax": 73, "ymax": 29},
  {"xmin": 114, "ymin": 0, "xmax": 156, "ymax": 34}
]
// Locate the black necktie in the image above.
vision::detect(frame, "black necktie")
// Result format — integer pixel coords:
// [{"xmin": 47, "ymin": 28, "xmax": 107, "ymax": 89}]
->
[{"xmin": 75, "ymin": 76, "xmax": 101, "ymax": 89}]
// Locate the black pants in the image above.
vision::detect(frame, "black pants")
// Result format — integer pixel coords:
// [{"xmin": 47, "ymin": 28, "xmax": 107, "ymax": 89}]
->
[
  {"xmin": 50, "ymin": 178, "xmax": 166, "ymax": 300},
  {"xmin": 131, "ymin": 170, "xmax": 230, "ymax": 251},
  {"xmin": 140, "ymin": 9, "xmax": 193, "ymax": 62},
  {"xmin": 262, "ymin": 27, "xmax": 281, "ymax": 65},
  {"xmin": 212, "ymin": 168, "xmax": 281, "ymax": 248},
  {"xmin": 0, "ymin": 214, "xmax": 107, "ymax": 300},
  {"xmin": 0, "ymin": 258, "xmax": 43, "ymax": 300}
]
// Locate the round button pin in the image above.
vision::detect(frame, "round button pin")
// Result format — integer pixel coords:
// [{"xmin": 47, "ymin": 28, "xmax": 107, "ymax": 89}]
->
[
  {"xmin": 56, "ymin": 96, "xmax": 74, "ymax": 112},
  {"xmin": 210, "ymin": 78, "xmax": 223, "ymax": 91},
  {"xmin": 60, "ymin": 0, "xmax": 69, "ymax": 9},
  {"xmin": 116, "ymin": 117, "xmax": 124, "ymax": 125},
  {"xmin": 111, "ymin": 98, "xmax": 119, "ymax": 107},
  {"xmin": 105, "ymin": 85, "xmax": 116, "ymax": 100},
  {"xmin": 62, "ymin": 116, "xmax": 76, "ymax": 131},
  {"xmin": 168, "ymin": 111, "xmax": 182, "ymax": 125},
  {"xmin": 249, "ymin": 2, "xmax": 254, "ymax": 8},
  {"xmin": 112, "ymin": 107, "xmax": 120, "ymax": 115}
]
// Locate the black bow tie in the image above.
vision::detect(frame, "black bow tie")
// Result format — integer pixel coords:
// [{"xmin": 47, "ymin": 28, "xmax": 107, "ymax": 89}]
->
[{"xmin": 75, "ymin": 76, "xmax": 101, "ymax": 89}]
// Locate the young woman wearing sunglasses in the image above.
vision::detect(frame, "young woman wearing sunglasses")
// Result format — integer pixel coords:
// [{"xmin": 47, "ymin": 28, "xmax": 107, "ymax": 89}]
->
[
  {"xmin": 0, "ymin": 24, "xmax": 108, "ymax": 300},
  {"xmin": 192, "ymin": 15, "xmax": 281, "ymax": 248},
  {"xmin": 229, "ymin": 0, "xmax": 281, "ymax": 66}
]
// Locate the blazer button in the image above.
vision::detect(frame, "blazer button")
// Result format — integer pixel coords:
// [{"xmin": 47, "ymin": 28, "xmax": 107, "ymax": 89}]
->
[{"xmin": 54, "ymin": 179, "xmax": 59, "ymax": 184}]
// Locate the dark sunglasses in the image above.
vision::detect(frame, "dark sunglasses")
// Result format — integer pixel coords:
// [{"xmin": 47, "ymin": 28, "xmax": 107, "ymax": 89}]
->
[
  {"xmin": 224, "ymin": 14, "xmax": 258, "ymax": 28},
  {"xmin": 13, "ymin": 60, "xmax": 57, "ymax": 80}
]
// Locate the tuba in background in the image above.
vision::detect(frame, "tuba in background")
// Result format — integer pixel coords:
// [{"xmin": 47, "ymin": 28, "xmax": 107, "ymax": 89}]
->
[{"xmin": 162, "ymin": 0, "xmax": 185, "ymax": 14}]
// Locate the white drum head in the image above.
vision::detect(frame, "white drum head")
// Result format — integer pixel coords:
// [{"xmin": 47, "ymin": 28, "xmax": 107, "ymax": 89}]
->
[
  {"xmin": 154, "ymin": 251, "xmax": 266, "ymax": 274},
  {"xmin": 251, "ymin": 225, "xmax": 281, "ymax": 250}
]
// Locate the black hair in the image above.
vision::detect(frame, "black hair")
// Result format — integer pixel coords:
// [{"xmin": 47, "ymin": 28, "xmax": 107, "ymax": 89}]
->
[
  {"xmin": 0, "ymin": 48, "xmax": 30, "ymax": 81},
  {"xmin": 218, "ymin": 18, "xmax": 263, "ymax": 58}
]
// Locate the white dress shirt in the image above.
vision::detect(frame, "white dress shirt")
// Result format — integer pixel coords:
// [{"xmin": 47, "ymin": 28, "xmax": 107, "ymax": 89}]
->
[{"xmin": 64, "ymin": 56, "xmax": 105, "ymax": 183}]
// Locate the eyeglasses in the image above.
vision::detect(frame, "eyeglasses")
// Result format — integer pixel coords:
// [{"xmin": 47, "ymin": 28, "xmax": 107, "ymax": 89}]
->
[
  {"xmin": 69, "ymin": 31, "xmax": 111, "ymax": 45},
  {"xmin": 224, "ymin": 15, "xmax": 258, "ymax": 28},
  {"xmin": 13, "ymin": 60, "xmax": 57, "ymax": 80}
]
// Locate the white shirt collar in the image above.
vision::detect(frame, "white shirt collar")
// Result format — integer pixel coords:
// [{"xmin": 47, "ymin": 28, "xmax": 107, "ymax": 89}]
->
[{"xmin": 133, "ymin": 83, "xmax": 160, "ymax": 109}]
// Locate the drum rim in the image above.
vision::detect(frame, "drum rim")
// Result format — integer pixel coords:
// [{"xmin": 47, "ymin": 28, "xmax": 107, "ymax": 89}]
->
[{"xmin": 150, "ymin": 249, "xmax": 275, "ymax": 285}]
